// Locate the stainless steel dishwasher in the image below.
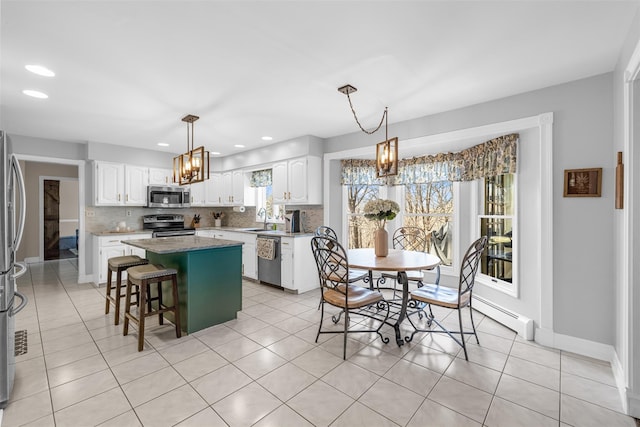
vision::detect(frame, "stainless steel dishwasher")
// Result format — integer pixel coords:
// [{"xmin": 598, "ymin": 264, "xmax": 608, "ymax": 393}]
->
[{"xmin": 257, "ymin": 235, "xmax": 281, "ymax": 287}]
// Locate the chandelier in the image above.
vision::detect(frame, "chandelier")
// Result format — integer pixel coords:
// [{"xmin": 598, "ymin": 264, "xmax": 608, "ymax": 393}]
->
[
  {"xmin": 338, "ymin": 84, "xmax": 398, "ymax": 178},
  {"xmin": 173, "ymin": 114, "xmax": 210, "ymax": 185}
]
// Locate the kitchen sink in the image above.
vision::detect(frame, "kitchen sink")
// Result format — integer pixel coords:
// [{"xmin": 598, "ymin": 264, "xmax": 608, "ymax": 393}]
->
[{"xmin": 235, "ymin": 227, "xmax": 267, "ymax": 232}]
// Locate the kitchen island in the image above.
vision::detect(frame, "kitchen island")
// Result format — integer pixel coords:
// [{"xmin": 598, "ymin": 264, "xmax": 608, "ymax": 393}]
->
[{"xmin": 123, "ymin": 235, "xmax": 243, "ymax": 334}]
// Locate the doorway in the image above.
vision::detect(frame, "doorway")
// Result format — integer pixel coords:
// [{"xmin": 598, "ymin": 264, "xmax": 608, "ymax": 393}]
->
[{"xmin": 41, "ymin": 177, "xmax": 79, "ymax": 261}]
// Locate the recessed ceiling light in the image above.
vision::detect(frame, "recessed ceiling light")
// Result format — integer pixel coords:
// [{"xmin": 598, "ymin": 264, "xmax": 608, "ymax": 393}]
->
[
  {"xmin": 211, "ymin": 151, "xmax": 221, "ymax": 155},
  {"xmin": 25, "ymin": 64, "xmax": 55, "ymax": 77},
  {"xmin": 157, "ymin": 142, "xmax": 169, "ymax": 147},
  {"xmin": 234, "ymin": 144, "xmax": 245, "ymax": 148},
  {"xmin": 22, "ymin": 89, "xmax": 48, "ymax": 99},
  {"xmin": 261, "ymin": 136, "xmax": 273, "ymax": 141}
]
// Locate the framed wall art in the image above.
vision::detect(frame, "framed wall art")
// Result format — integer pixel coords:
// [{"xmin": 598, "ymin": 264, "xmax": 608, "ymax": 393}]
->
[{"xmin": 563, "ymin": 167, "xmax": 602, "ymax": 197}]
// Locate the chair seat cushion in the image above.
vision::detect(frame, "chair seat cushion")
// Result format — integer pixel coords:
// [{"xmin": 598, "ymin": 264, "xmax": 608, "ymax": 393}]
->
[
  {"xmin": 127, "ymin": 264, "xmax": 177, "ymax": 281},
  {"xmin": 410, "ymin": 284, "xmax": 469, "ymax": 309},
  {"xmin": 324, "ymin": 285, "xmax": 383, "ymax": 309},
  {"xmin": 108, "ymin": 255, "xmax": 148, "ymax": 269}
]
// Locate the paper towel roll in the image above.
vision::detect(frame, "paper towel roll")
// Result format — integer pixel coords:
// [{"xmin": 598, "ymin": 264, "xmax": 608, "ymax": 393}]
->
[{"xmin": 233, "ymin": 206, "xmax": 246, "ymax": 213}]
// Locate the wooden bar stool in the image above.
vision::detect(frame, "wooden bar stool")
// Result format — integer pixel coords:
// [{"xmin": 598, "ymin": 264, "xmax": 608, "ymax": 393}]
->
[
  {"xmin": 105, "ymin": 255, "xmax": 149, "ymax": 325},
  {"xmin": 123, "ymin": 264, "xmax": 181, "ymax": 352}
]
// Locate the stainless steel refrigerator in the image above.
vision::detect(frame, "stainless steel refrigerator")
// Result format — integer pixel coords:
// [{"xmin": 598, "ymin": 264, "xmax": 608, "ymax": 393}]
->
[{"xmin": 0, "ymin": 131, "xmax": 28, "ymax": 409}]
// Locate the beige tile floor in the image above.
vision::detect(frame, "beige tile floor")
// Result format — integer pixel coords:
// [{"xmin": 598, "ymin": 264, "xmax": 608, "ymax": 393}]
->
[{"xmin": 2, "ymin": 258, "xmax": 639, "ymax": 427}]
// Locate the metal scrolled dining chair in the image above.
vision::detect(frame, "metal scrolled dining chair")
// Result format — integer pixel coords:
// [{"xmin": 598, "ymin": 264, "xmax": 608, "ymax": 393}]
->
[
  {"xmin": 378, "ymin": 226, "xmax": 440, "ymax": 297},
  {"xmin": 404, "ymin": 235, "xmax": 488, "ymax": 360},
  {"xmin": 314, "ymin": 226, "xmax": 369, "ymax": 308},
  {"xmin": 311, "ymin": 236, "xmax": 390, "ymax": 359}
]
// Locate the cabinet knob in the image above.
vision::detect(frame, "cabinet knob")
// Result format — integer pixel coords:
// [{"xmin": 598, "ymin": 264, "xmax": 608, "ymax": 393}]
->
[
  {"xmin": 126, "ymin": 194, "xmax": 129, "ymax": 202},
  {"xmin": 118, "ymin": 194, "xmax": 121, "ymax": 202}
]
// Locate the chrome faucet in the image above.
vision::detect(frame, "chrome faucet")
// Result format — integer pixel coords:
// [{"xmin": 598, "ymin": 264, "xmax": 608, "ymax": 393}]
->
[{"xmin": 257, "ymin": 207, "xmax": 268, "ymax": 230}]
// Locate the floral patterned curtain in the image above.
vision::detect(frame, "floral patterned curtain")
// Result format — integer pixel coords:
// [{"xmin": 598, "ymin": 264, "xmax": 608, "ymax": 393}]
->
[
  {"xmin": 341, "ymin": 133, "xmax": 518, "ymax": 185},
  {"xmin": 395, "ymin": 133, "xmax": 518, "ymax": 184},
  {"xmin": 340, "ymin": 159, "xmax": 386, "ymax": 185},
  {"xmin": 249, "ymin": 169, "xmax": 272, "ymax": 187}
]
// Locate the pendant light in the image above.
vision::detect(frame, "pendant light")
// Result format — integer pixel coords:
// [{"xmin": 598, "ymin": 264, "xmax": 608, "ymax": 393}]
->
[
  {"xmin": 338, "ymin": 84, "xmax": 398, "ymax": 178},
  {"xmin": 172, "ymin": 114, "xmax": 210, "ymax": 185}
]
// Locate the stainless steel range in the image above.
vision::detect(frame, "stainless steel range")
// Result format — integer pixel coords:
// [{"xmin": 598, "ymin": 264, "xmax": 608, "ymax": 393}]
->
[{"xmin": 143, "ymin": 214, "xmax": 196, "ymax": 237}]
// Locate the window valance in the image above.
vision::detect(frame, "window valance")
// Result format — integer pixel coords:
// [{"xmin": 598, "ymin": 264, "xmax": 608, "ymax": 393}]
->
[
  {"xmin": 341, "ymin": 133, "xmax": 518, "ymax": 185},
  {"xmin": 340, "ymin": 159, "xmax": 386, "ymax": 186},
  {"xmin": 249, "ymin": 169, "xmax": 272, "ymax": 187}
]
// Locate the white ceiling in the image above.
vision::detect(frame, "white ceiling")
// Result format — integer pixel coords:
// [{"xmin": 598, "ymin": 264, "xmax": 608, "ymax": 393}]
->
[{"xmin": 1, "ymin": 1, "xmax": 638, "ymax": 157}]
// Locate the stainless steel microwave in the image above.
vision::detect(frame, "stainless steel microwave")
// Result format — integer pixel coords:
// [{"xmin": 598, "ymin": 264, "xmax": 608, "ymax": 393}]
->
[{"xmin": 147, "ymin": 186, "xmax": 191, "ymax": 208}]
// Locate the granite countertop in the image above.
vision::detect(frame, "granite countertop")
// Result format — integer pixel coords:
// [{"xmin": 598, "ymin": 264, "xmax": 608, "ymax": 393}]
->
[
  {"xmin": 91, "ymin": 229, "xmax": 151, "ymax": 236},
  {"xmin": 123, "ymin": 235, "xmax": 244, "ymax": 254},
  {"xmin": 197, "ymin": 226, "xmax": 314, "ymax": 237},
  {"xmin": 92, "ymin": 226, "xmax": 314, "ymax": 238}
]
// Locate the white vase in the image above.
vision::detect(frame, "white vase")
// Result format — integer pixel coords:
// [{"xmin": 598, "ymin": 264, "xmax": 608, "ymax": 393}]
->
[
  {"xmin": 214, "ymin": 219, "xmax": 222, "ymax": 227},
  {"xmin": 374, "ymin": 228, "xmax": 389, "ymax": 257}
]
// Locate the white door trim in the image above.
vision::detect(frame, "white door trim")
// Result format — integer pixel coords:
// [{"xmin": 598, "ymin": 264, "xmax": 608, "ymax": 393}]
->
[
  {"xmin": 14, "ymin": 155, "xmax": 87, "ymax": 282},
  {"xmin": 621, "ymin": 37, "xmax": 640, "ymax": 417}
]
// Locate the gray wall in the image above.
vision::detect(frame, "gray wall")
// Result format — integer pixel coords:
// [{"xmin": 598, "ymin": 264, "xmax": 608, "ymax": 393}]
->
[
  {"xmin": 325, "ymin": 73, "xmax": 616, "ymax": 345},
  {"xmin": 9, "ymin": 134, "xmax": 86, "ymax": 160}
]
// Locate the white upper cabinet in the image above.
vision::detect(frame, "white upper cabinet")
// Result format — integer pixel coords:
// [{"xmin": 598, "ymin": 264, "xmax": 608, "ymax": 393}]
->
[
  {"xmin": 94, "ymin": 161, "xmax": 149, "ymax": 206},
  {"xmin": 222, "ymin": 170, "xmax": 244, "ymax": 205},
  {"xmin": 189, "ymin": 182, "xmax": 206, "ymax": 205},
  {"xmin": 124, "ymin": 165, "xmax": 149, "ymax": 205},
  {"xmin": 148, "ymin": 168, "xmax": 175, "ymax": 186},
  {"xmin": 272, "ymin": 156, "xmax": 321, "ymax": 204},
  {"xmin": 95, "ymin": 162, "xmax": 124, "ymax": 205},
  {"xmin": 205, "ymin": 173, "xmax": 223, "ymax": 206}
]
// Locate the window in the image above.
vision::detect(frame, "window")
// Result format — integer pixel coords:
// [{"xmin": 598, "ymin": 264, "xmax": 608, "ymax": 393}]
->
[
  {"xmin": 403, "ymin": 181, "xmax": 454, "ymax": 266},
  {"xmin": 345, "ymin": 184, "xmax": 383, "ymax": 248},
  {"xmin": 478, "ymin": 173, "xmax": 516, "ymax": 289},
  {"xmin": 255, "ymin": 185, "xmax": 284, "ymax": 223}
]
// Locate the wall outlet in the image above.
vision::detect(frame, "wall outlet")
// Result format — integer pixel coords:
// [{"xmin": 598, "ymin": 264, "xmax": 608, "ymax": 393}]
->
[
  {"xmin": 126, "ymin": 210, "xmax": 132, "ymax": 217},
  {"xmin": 86, "ymin": 210, "xmax": 95, "ymax": 217}
]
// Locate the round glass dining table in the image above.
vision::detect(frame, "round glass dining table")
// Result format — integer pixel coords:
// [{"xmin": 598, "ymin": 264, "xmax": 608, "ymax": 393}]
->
[{"xmin": 347, "ymin": 248, "xmax": 440, "ymax": 346}]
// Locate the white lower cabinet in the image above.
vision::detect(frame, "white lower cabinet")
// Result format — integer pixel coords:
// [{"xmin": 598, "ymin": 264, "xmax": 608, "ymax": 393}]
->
[
  {"xmin": 94, "ymin": 234, "xmax": 152, "ymax": 285},
  {"xmin": 280, "ymin": 238, "xmax": 293, "ymax": 289},
  {"xmin": 280, "ymin": 235, "xmax": 318, "ymax": 293}
]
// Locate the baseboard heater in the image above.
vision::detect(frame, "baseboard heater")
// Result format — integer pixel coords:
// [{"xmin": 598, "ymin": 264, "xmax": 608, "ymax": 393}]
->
[{"xmin": 473, "ymin": 296, "xmax": 534, "ymax": 340}]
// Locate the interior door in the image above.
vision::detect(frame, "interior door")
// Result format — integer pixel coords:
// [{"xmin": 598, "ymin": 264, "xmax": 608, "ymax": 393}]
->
[{"xmin": 44, "ymin": 179, "xmax": 60, "ymax": 260}]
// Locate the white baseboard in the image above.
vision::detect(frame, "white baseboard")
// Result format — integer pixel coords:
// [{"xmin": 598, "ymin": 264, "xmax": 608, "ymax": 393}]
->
[
  {"xmin": 626, "ymin": 388, "xmax": 640, "ymax": 418},
  {"xmin": 610, "ymin": 352, "xmax": 630, "ymax": 415},
  {"xmin": 78, "ymin": 274, "xmax": 97, "ymax": 286},
  {"xmin": 545, "ymin": 330, "xmax": 615, "ymax": 362},
  {"xmin": 24, "ymin": 257, "xmax": 40, "ymax": 264},
  {"xmin": 541, "ymin": 329, "xmax": 638, "ymax": 417},
  {"xmin": 473, "ymin": 296, "xmax": 534, "ymax": 340}
]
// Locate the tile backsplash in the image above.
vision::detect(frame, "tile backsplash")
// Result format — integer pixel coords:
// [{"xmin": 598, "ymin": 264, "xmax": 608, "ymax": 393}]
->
[{"xmin": 85, "ymin": 205, "xmax": 324, "ymax": 233}]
